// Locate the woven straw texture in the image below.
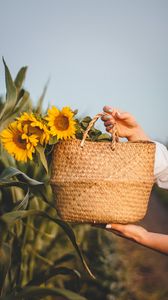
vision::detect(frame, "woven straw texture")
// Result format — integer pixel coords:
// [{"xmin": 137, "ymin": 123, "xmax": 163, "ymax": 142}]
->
[{"xmin": 51, "ymin": 137, "xmax": 156, "ymax": 224}]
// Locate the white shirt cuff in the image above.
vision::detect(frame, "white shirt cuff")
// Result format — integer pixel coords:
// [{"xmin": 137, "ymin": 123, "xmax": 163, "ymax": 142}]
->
[{"xmin": 152, "ymin": 141, "xmax": 168, "ymax": 189}]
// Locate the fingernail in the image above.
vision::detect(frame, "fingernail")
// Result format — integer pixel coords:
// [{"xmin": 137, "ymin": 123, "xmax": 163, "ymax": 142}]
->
[
  {"xmin": 105, "ymin": 115, "xmax": 111, "ymax": 119},
  {"xmin": 106, "ymin": 224, "xmax": 111, "ymax": 229},
  {"xmin": 116, "ymin": 112, "xmax": 121, "ymax": 116},
  {"xmin": 108, "ymin": 109, "xmax": 113, "ymax": 113}
]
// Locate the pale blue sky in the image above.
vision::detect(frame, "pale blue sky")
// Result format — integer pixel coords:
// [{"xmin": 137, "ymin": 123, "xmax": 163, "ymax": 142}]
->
[{"xmin": 0, "ymin": 0, "xmax": 168, "ymax": 142}]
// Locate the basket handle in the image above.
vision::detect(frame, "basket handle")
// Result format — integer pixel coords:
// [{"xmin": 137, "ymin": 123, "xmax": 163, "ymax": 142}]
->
[{"xmin": 80, "ymin": 112, "xmax": 119, "ymax": 150}]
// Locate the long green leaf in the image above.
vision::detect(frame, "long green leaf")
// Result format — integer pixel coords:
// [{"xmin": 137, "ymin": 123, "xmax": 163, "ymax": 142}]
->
[
  {"xmin": 36, "ymin": 145, "xmax": 48, "ymax": 173},
  {"xmin": 14, "ymin": 66, "xmax": 27, "ymax": 91},
  {"xmin": 13, "ymin": 188, "xmax": 29, "ymax": 211},
  {"xmin": 14, "ymin": 90, "xmax": 30, "ymax": 112},
  {"xmin": 0, "ymin": 242, "xmax": 11, "ymax": 296},
  {"xmin": 2, "ymin": 58, "xmax": 17, "ymax": 105},
  {"xmin": 0, "ymin": 286, "xmax": 87, "ymax": 300},
  {"xmin": 0, "ymin": 167, "xmax": 43, "ymax": 186},
  {"xmin": 0, "ymin": 210, "xmax": 94, "ymax": 278},
  {"xmin": 0, "ymin": 180, "xmax": 27, "ymax": 189},
  {"xmin": 0, "ymin": 180, "xmax": 29, "ymax": 210},
  {"xmin": 53, "ymin": 253, "xmax": 75, "ymax": 266},
  {"xmin": 0, "ymin": 92, "xmax": 30, "ymax": 131},
  {"xmin": 26, "ymin": 266, "xmax": 81, "ymax": 286}
]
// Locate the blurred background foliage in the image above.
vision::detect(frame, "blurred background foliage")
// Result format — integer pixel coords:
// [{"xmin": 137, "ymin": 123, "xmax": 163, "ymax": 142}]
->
[{"xmin": 0, "ymin": 60, "xmax": 168, "ymax": 300}]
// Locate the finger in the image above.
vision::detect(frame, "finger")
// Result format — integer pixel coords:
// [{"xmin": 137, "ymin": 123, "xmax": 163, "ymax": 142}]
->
[
  {"xmin": 101, "ymin": 114, "xmax": 113, "ymax": 121},
  {"xmin": 103, "ymin": 106, "xmax": 113, "ymax": 113},
  {"xmin": 111, "ymin": 108, "xmax": 117, "ymax": 117},
  {"xmin": 106, "ymin": 223, "xmax": 126, "ymax": 232},
  {"xmin": 106, "ymin": 125, "xmax": 114, "ymax": 132},
  {"xmin": 105, "ymin": 229, "xmax": 135, "ymax": 242},
  {"xmin": 104, "ymin": 120, "xmax": 115, "ymax": 127},
  {"xmin": 91, "ymin": 224, "xmax": 124, "ymax": 237},
  {"xmin": 115, "ymin": 112, "xmax": 131, "ymax": 120},
  {"xmin": 112, "ymin": 108, "xmax": 122, "ymax": 118}
]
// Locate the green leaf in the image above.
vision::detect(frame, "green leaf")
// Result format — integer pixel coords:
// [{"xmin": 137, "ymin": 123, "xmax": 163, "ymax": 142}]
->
[
  {"xmin": 0, "ymin": 179, "xmax": 29, "ymax": 209},
  {"xmin": 81, "ymin": 116, "xmax": 92, "ymax": 123},
  {"xmin": 0, "ymin": 286, "xmax": 87, "ymax": 300},
  {"xmin": 2, "ymin": 57, "xmax": 17, "ymax": 105},
  {"xmin": 73, "ymin": 109, "xmax": 78, "ymax": 115},
  {"xmin": 0, "ymin": 179, "xmax": 27, "ymax": 189},
  {"xmin": 89, "ymin": 127, "xmax": 101, "ymax": 134},
  {"xmin": 0, "ymin": 210, "xmax": 94, "ymax": 278},
  {"xmin": 80, "ymin": 116, "xmax": 92, "ymax": 129},
  {"xmin": 48, "ymin": 135, "xmax": 58, "ymax": 145},
  {"xmin": 26, "ymin": 266, "xmax": 81, "ymax": 286},
  {"xmin": 0, "ymin": 91, "xmax": 30, "ymax": 131},
  {"xmin": 51, "ymin": 218, "xmax": 95, "ymax": 279},
  {"xmin": 0, "ymin": 167, "xmax": 43, "ymax": 186},
  {"xmin": 53, "ymin": 253, "xmax": 75, "ymax": 266},
  {"xmin": 36, "ymin": 145, "xmax": 48, "ymax": 173},
  {"xmin": 14, "ymin": 90, "xmax": 30, "ymax": 112},
  {"xmin": 0, "ymin": 242, "xmax": 11, "ymax": 296},
  {"xmin": 75, "ymin": 131, "xmax": 83, "ymax": 140},
  {"xmin": 89, "ymin": 128, "xmax": 102, "ymax": 140},
  {"xmin": 37, "ymin": 189, "xmax": 56, "ymax": 209},
  {"xmin": 97, "ymin": 133, "xmax": 111, "ymax": 141},
  {"xmin": 0, "ymin": 59, "xmax": 18, "ymax": 123},
  {"xmin": 13, "ymin": 188, "xmax": 29, "ymax": 211},
  {"xmin": 14, "ymin": 66, "xmax": 28, "ymax": 91}
]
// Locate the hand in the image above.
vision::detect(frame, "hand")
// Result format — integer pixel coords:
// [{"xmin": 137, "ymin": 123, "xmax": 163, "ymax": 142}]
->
[
  {"xmin": 97, "ymin": 223, "xmax": 168, "ymax": 255},
  {"xmin": 101, "ymin": 106, "xmax": 150, "ymax": 141},
  {"xmin": 105, "ymin": 223, "xmax": 147, "ymax": 243}
]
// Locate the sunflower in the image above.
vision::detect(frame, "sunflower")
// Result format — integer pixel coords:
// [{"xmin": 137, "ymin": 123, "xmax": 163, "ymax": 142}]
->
[
  {"xmin": 0, "ymin": 121, "xmax": 38, "ymax": 162},
  {"xmin": 17, "ymin": 112, "xmax": 50, "ymax": 145},
  {"xmin": 46, "ymin": 106, "xmax": 77, "ymax": 140}
]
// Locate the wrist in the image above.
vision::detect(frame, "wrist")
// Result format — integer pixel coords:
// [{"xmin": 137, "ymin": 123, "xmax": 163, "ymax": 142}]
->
[
  {"xmin": 132, "ymin": 228, "xmax": 149, "ymax": 244},
  {"xmin": 128, "ymin": 126, "xmax": 150, "ymax": 142}
]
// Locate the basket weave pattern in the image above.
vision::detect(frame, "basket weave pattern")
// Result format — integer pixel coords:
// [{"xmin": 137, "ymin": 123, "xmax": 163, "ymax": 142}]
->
[{"xmin": 51, "ymin": 138, "xmax": 156, "ymax": 224}]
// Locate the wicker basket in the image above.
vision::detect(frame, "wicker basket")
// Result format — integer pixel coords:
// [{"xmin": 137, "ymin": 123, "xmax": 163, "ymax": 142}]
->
[{"xmin": 50, "ymin": 113, "xmax": 156, "ymax": 224}]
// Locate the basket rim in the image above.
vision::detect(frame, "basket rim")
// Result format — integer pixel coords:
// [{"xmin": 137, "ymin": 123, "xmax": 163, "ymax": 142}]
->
[
  {"xmin": 56, "ymin": 138, "xmax": 155, "ymax": 145},
  {"xmin": 50, "ymin": 178, "xmax": 155, "ymax": 184}
]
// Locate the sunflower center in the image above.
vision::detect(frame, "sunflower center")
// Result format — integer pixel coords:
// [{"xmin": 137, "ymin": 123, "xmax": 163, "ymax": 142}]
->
[
  {"xmin": 54, "ymin": 115, "xmax": 69, "ymax": 131},
  {"xmin": 13, "ymin": 134, "xmax": 27, "ymax": 149},
  {"xmin": 29, "ymin": 126, "xmax": 42, "ymax": 136}
]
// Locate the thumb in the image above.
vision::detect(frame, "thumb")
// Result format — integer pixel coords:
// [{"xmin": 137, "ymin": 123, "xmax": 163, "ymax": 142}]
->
[
  {"xmin": 106, "ymin": 224, "xmax": 125, "ymax": 232},
  {"xmin": 115, "ymin": 112, "xmax": 130, "ymax": 120}
]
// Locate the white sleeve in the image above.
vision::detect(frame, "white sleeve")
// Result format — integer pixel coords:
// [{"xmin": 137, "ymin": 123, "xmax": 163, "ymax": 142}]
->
[{"xmin": 154, "ymin": 141, "xmax": 168, "ymax": 189}]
